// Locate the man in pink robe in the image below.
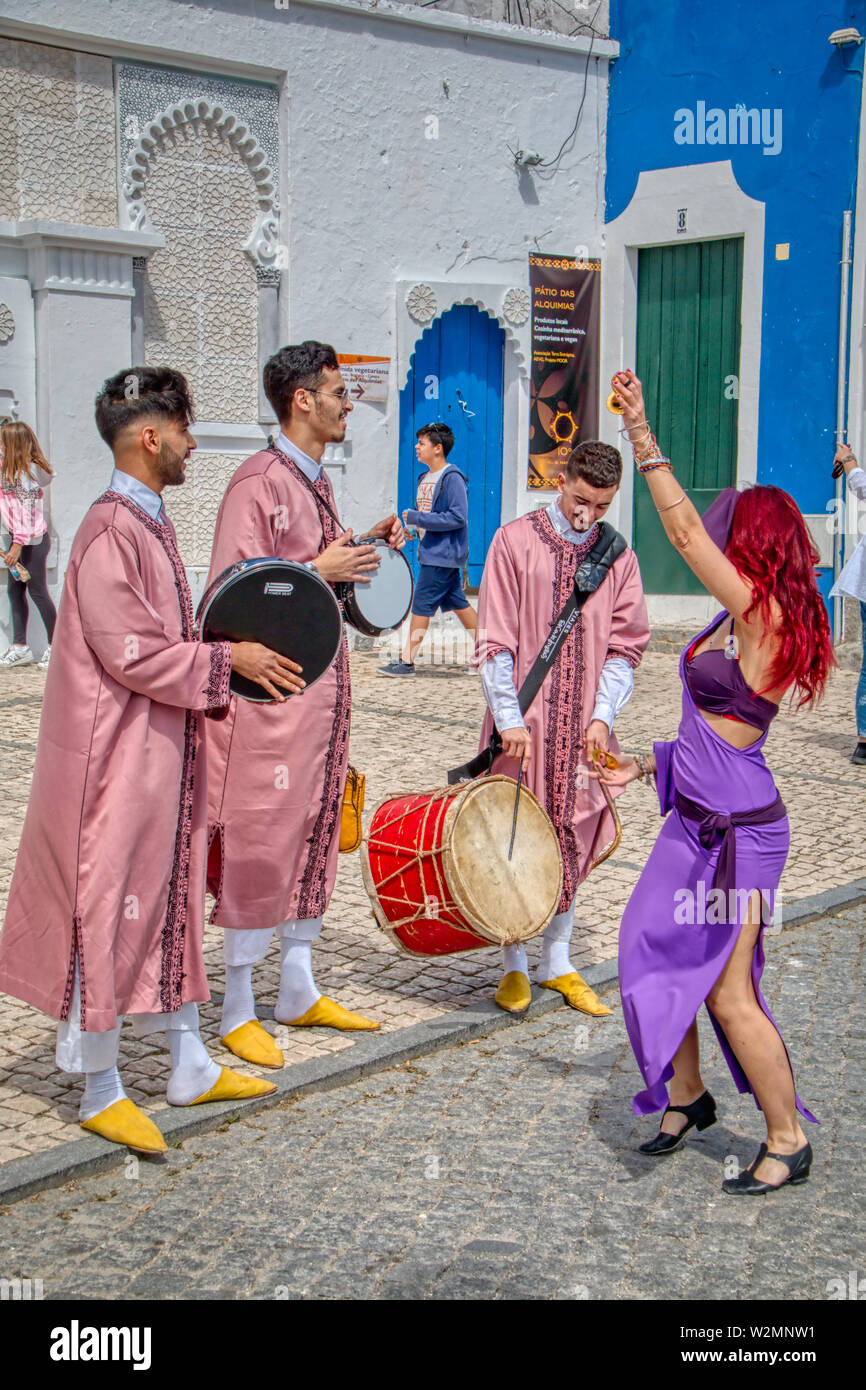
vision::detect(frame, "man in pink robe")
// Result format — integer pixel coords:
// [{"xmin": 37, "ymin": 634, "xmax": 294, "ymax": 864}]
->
[
  {"xmin": 0, "ymin": 367, "xmax": 297, "ymax": 1153},
  {"xmin": 205, "ymin": 342, "xmax": 404, "ymax": 1069},
  {"xmin": 474, "ymin": 441, "xmax": 650, "ymax": 1015}
]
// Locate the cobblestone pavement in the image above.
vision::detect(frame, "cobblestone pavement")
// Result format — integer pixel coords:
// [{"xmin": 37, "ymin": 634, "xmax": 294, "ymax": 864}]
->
[
  {"xmin": 1, "ymin": 619, "xmax": 864, "ymax": 1166},
  {"xmin": 0, "ymin": 911, "xmax": 862, "ymax": 1300}
]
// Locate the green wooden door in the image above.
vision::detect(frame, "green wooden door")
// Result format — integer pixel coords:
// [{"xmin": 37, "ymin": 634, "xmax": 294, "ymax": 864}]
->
[{"xmin": 634, "ymin": 238, "xmax": 743, "ymax": 593}]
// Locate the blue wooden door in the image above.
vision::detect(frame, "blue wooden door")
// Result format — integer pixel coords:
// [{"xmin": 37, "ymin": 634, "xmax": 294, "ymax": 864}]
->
[{"xmin": 399, "ymin": 305, "xmax": 505, "ymax": 587}]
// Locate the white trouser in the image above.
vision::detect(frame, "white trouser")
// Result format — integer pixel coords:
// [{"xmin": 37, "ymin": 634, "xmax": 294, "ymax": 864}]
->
[
  {"xmin": 502, "ymin": 899, "xmax": 576, "ymax": 976},
  {"xmin": 543, "ymin": 900, "xmax": 576, "ymax": 944},
  {"xmin": 222, "ymin": 916, "xmax": 324, "ymax": 966},
  {"xmin": 55, "ymin": 960, "xmax": 200, "ymax": 1075}
]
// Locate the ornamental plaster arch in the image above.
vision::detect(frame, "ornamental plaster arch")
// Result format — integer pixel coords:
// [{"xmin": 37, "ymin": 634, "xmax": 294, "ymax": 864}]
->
[
  {"xmin": 398, "ymin": 283, "xmax": 530, "ymax": 388},
  {"xmin": 121, "ymin": 100, "xmax": 280, "ymax": 270},
  {"xmin": 396, "ymin": 282, "xmax": 532, "ymax": 528}
]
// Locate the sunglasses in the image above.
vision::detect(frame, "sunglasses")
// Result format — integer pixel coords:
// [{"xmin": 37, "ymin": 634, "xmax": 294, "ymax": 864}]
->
[{"xmin": 304, "ymin": 387, "xmax": 351, "ymax": 405}]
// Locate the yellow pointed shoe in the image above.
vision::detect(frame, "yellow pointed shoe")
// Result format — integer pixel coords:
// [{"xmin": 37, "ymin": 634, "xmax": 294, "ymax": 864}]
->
[
  {"xmin": 282, "ymin": 996, "xmax": 381, "ymax": 1031},
  {"xmin": 539, "ymin": 971, "xmax": 612, "ymax": 1017},
  {"xmin": 221, "ymin": 1020, "xmax": 284, "ymax": 1068},
  {"xmin": 494, "ymin": 970, "xmax": 532, "ymax": 1014},
  {"xmin": 187, "ymin": 1066, "xmax": 277, "ymax": 1105},
  {"xmin": 80, "ymin": 1098, "xmax": 167, "ymax": 1154}
]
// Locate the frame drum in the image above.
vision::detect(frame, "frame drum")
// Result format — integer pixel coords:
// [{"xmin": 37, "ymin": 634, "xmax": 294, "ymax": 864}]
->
[
  {"xmin": 338, "ymin": 539, "xmax": 414, "ymax": 636},
  {"xmin": 196, "ymin": 558, "xmax": 343, "ymax": 703},
  {"xmin": 361, "ymin": 776, "xmax": 563, "ymax": 957}
]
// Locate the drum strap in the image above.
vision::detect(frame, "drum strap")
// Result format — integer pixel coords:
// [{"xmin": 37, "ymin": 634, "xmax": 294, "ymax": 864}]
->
[{"xmin": 447, "ymin": 522, "xmax": 627, "ymax": 784}]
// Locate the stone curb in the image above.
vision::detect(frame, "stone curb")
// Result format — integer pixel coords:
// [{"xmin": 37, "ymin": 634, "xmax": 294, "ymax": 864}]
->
[{"xmin": 1, "ymin": 878, "xmax": 864, "ymax": 1208}]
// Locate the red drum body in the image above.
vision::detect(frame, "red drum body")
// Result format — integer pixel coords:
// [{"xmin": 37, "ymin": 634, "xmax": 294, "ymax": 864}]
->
[{"xmin": 361, "ymin": 776, "xmax": 562, "ymax": 958}]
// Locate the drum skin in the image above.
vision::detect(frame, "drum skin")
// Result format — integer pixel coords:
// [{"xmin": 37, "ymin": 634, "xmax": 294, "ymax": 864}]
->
[
  {"xmin": 197, "ymin": 558, "xmax": 342, "ymax": 703},
  {"xmin": 339, "ymin": 540, "xmax": 414, "ymax": 636},
  {"xmin": 361, "ymin": 776, "xmax": 563, "ymax": 957}
]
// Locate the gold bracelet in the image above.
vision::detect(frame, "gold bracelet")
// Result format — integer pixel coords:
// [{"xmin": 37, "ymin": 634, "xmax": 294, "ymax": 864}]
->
[{"xmin": 657, "ymin": 494, "xmax": 688, "ymax": 513}]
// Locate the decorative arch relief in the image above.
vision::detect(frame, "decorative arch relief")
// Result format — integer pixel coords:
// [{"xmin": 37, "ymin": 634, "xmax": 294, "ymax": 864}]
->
[
  {"xmin": 398, "ymin": 281, "xmax": 529, "ymax": 387},
  {"xmin": 121, "ymin": 100, "xmax": 281, "ymax": 271}
]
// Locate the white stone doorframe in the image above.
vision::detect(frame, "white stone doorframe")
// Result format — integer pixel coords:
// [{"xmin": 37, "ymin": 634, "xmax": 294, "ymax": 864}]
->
[
  {"xmin": 601, "ymin": 162, "xmax": 765, "ymax": 625},
  {"xmin": 396, "ymin": 280, "xmax": 530, "ymax": 528}
]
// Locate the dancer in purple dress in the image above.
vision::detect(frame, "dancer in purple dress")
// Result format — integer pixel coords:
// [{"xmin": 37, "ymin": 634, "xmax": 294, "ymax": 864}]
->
[{"xmin": 592, "ymin": 369, "xmax": 834, "ymax": 1196}]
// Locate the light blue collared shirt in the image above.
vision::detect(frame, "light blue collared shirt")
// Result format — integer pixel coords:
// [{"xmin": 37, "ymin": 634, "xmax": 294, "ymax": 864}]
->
[
  {"xmin": 274, "ymin": 432, "xmax": 331, "ymax": 573},
  {"xmin": 109, "ymin": 468, "xmax": 166, "ymax": 524},
  {"xmin": 546, "ymin": 496, "xmax": 596, "ymax": 545},
  {"xmin": 276, "ymin": 431, "xmax": 324, "ymax": 483}
]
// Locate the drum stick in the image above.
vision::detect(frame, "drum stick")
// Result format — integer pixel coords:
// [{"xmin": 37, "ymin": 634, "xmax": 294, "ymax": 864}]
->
[{"xmin": 507, "ymin": 764, "xmax": 523, "ymax": 861}]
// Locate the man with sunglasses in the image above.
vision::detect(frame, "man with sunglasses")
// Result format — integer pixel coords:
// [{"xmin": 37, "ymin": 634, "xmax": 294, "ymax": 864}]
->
[{"xmin": 204, "ymin": 342, "xmax": 404, "ymax": 1067}]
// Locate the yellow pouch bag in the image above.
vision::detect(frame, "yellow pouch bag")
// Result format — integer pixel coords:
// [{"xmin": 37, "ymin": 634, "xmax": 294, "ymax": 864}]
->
[{"xmin": 339, "ymin": 765, "xmax": 365, "ymax": 853}]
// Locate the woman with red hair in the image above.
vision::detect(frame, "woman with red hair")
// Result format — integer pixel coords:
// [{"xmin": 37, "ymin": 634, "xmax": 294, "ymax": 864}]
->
[{"xmin": 593, "ymin": 369, "xmax": 833, "ymax": 1195}]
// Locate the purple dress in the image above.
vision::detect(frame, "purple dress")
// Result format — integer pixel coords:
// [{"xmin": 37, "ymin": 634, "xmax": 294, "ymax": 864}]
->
[{"xmin": 618, "ymin": 612, "xmax": 816, "ymax": 1123}]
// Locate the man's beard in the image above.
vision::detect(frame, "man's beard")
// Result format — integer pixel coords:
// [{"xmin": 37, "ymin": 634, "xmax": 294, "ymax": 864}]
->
[
  {"xmin": 156, "ymin": 440, "xmax": 188, "ymax": 487},
  {"xmin": 314, "ymin": 397, "xmax": 348, "ymax": 441}
]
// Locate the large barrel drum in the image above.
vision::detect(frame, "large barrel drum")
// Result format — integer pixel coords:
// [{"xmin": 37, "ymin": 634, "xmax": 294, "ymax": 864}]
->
[{"xmin": 361, "ymin": 776, "xmax": 563, "ymax": 957}]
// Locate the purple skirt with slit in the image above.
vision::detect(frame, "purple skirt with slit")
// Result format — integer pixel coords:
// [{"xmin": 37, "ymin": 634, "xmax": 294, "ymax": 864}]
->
[{"xmin": 617, "ymin": 615, "xmax": 816, "ymax": 1123}]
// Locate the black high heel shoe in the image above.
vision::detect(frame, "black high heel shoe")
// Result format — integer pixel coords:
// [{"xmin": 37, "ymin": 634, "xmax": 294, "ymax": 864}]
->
[
  {"xmin": 722, "ymin": 1141, "xmax": 812, "ymax": 1195},
  {"xmin": 638, "ymin": 1090, "xmax": 717, "ymax": 1155}
]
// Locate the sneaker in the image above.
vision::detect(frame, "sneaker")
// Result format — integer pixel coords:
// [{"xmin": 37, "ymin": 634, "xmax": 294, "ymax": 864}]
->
[
  {"xmin": 0, "ymin": 645, "xmax": 34, "ymax": 667},
  {"xmin": 37, "ymin": 645, "xmax": 51, "ymax": 670},
  {"xmin": 851, "ymin": 741, "xmax": 866, "ymax": 766},
  {"xmin": 378, "ymin": 659, "xmax": 416, "ymax": 677}
]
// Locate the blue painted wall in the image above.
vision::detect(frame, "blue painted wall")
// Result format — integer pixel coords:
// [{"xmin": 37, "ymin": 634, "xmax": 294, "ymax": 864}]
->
[{"xmin": 606, "ymin": 1, "xmax": 865, "ymax": 598}]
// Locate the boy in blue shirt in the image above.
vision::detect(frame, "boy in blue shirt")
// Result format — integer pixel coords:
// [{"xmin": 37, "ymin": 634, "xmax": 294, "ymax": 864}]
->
[{"xmin": 379, "ymin": 422, "xmax": 476, "ymax": 676}]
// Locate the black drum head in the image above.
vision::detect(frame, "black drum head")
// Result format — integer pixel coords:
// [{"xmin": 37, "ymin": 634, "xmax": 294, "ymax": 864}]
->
[{"xmin": 198, "ymin": 559, "xmax": 343, "ymax": 703}]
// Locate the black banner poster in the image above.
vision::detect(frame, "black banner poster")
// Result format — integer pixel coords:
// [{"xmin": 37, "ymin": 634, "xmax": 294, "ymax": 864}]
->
[{"xmin": 528, "ymin": 253, "xmax": 602, "ymax": 489}]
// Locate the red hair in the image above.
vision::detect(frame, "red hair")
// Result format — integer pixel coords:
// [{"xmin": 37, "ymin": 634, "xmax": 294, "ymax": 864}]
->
[{"xmin": 726, "ymin": 485, "xmax": 834, "ymax": 708}]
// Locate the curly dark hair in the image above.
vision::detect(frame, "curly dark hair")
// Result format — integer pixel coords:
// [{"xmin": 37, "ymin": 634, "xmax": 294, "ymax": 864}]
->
[
  {"xmin": 564, "ymin": 440, "xmax": 622, "ymax": 489},
  {"xmin": 94, "ymin": 366, "xmax": 195, "ymax": 448},
  {"xmin": 263, "ymin": 341, "xmax": 340, "ymax": 422}
]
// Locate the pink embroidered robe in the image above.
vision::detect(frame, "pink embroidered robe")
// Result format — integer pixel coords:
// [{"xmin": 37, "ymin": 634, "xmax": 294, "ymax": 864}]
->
[
  {"xmin": 205, "ymin": 446, "xmax": 351, "ymax": 930},
  {"xmin": 0, "ymin": 492, "xmax": 232, "ymax": 1031},
  {"xmin": 475, "ymin": 510, "xmax": 650, "ymax": 911}
]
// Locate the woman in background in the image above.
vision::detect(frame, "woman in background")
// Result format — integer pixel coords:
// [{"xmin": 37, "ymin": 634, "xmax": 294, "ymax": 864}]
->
[
  {"xmin": 0, "ymin": 419, "xmax": 57, "ymax": 669},
  {"xmin": 594, "ymin": 369, "xmax": 833, "ymax": 1196}
]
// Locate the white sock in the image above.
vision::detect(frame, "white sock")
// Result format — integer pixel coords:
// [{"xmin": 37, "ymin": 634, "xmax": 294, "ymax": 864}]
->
[
  {"xmin": 502, "ymin": 943, "xmax": 529, "ymax": 975},
  {"xmin": 275, "ymin": 938, "xmax": 320, "ymax": 1022},
  {"xmin": 538, "ymin": 904, "xmax": 575, "ymax": 979},
  {"xmin": 221, "ymin": 963, "xmax": 256, "ymax": 1037},
  {"xmin": 80, "ymin": 1066, "xmax": 127, "ymax": 1122},
  {"xmin": 165, "ymin": 1029, "xmax": 221, "ymax": 1106}
]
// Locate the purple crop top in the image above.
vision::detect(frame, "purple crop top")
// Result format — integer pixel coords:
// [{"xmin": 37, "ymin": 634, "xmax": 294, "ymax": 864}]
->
[{"xmin": 685, "ymin": 616, "xmax": 778, "ymax": 733}]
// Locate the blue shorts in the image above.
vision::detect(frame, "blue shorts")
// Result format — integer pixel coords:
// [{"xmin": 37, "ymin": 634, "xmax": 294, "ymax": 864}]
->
[{"xmin": 412, "ymin": 564, "xmax": 470, "ymax": 617}]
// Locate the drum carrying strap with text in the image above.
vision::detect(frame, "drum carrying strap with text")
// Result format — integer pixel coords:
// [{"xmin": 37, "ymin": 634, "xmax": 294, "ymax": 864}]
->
[{"xmin": 447, "ymin": 521, "xmax": 627, "ymax": 784}]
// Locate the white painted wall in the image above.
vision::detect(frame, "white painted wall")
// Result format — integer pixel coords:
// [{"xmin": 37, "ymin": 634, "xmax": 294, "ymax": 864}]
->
[{"xmin": 0, "ymin": 0, "xmax": 614, "ymax": 566}]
